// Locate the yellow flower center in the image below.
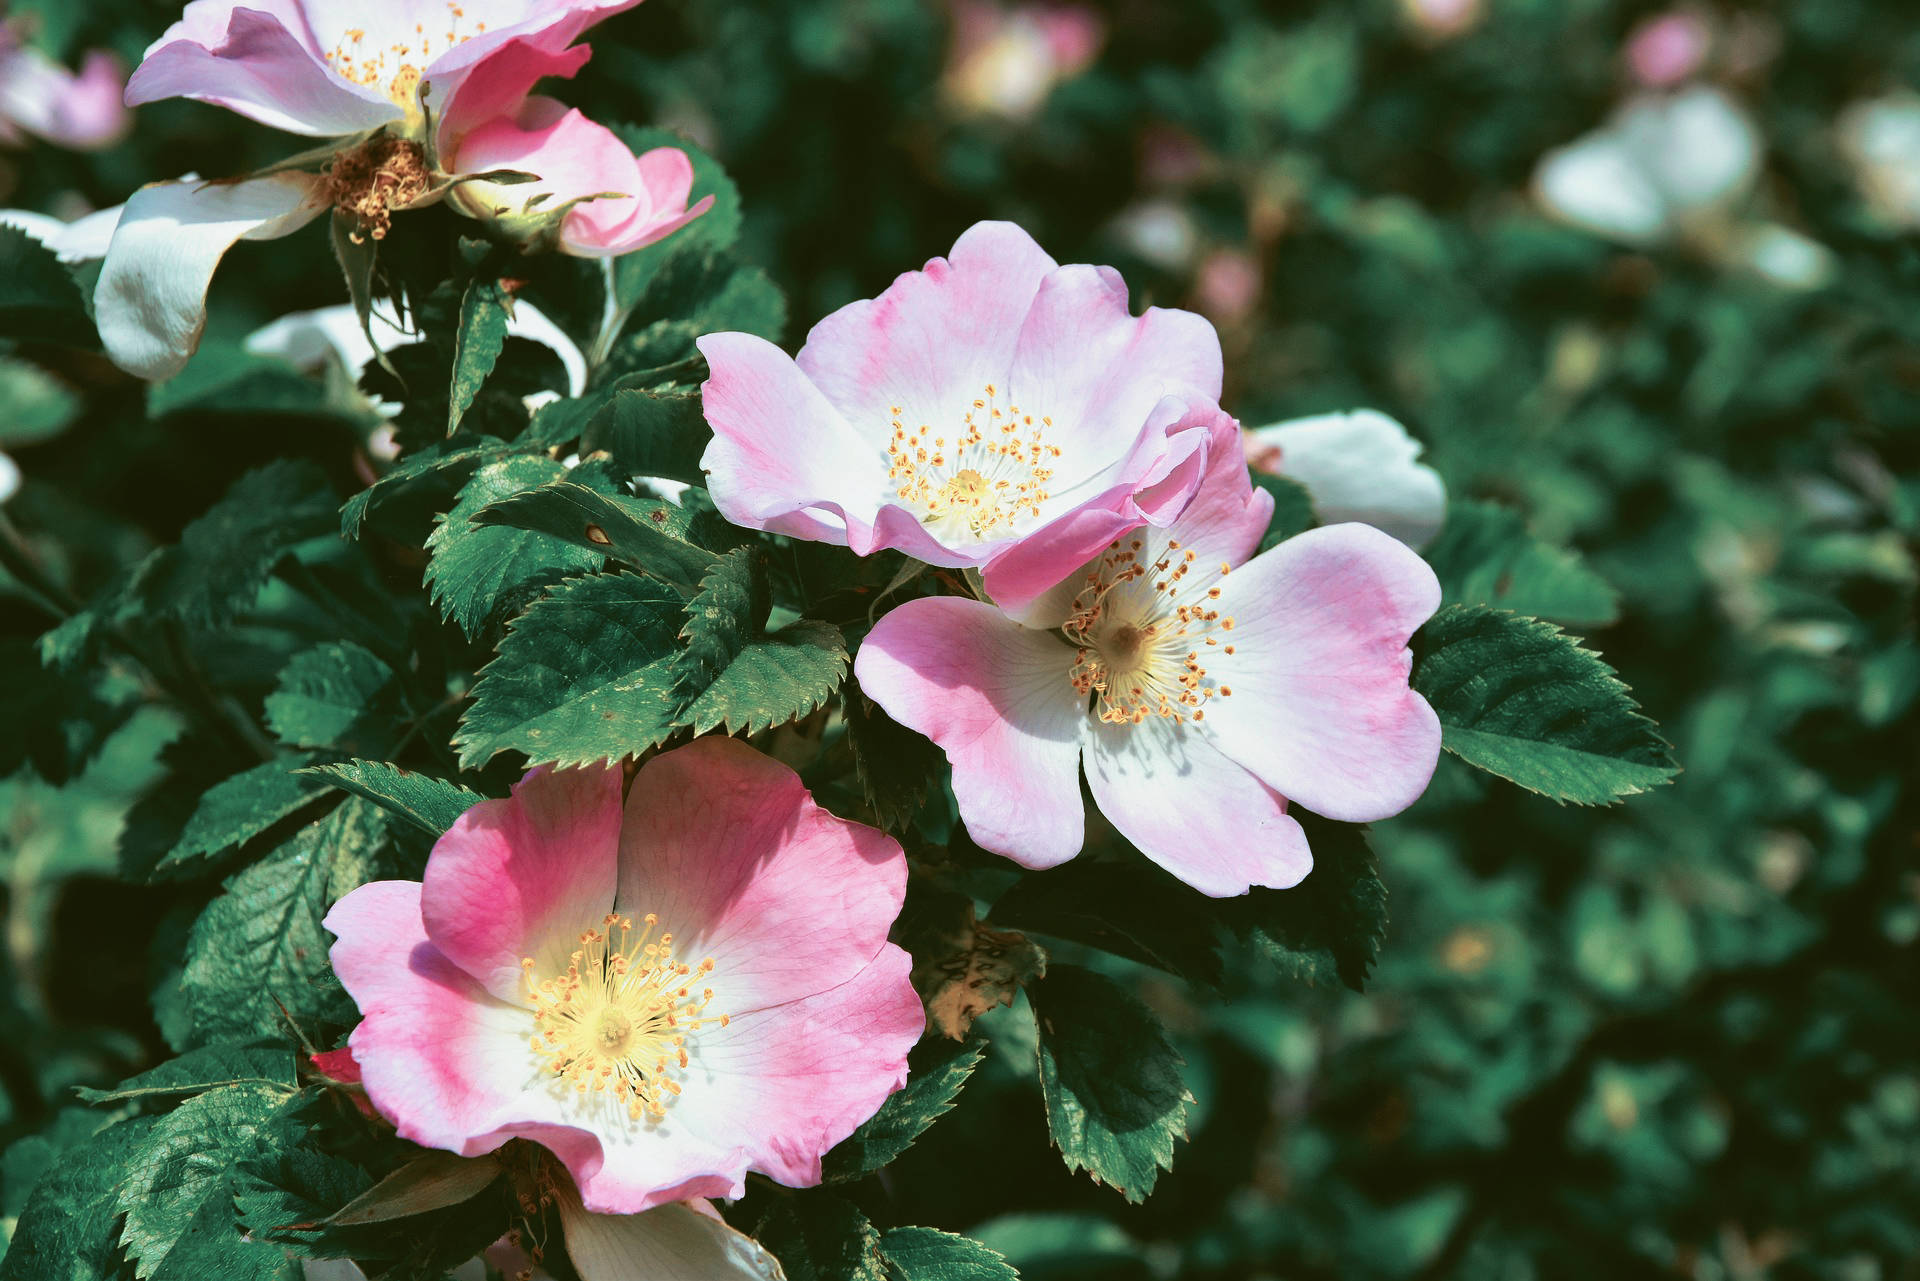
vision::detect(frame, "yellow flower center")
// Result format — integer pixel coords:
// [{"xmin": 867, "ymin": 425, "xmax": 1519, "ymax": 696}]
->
[
  {"xmin": 887, "ymin": 383, "xmax": 1063, "ymax": 540},
  {"xmin": 319, "ymin": 5, "xmax": 489, "ymax": 100},
  {"xmin": 521, "ymin": 912, "xmax": 727, "ymax": 1122},
  {"xmin": 1063, "ymin": 535, "xmax": 1239, "ymax": 725}
]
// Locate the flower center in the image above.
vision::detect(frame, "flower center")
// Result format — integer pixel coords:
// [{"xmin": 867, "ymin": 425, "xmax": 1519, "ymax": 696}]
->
[
  {"xmin": 887, "ymin": 383, "xmax": 1063, "ymax": 541},
  {"xmin": 319, "ymin": 5, "xmax": 488, "ymax": 101},
  {"xmin": 521, "ymin": 912, "xmax": 727, "ymax": 1122},
  {"xmin": 1062, "ymin": 535, "xmax": 1239, "ymax": 725},
  {"xmin": 324, "ymin": 137, "xmax": 432, "ymax": 243}
]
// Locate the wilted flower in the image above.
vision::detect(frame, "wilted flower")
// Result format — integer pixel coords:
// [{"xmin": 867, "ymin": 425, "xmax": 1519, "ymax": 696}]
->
[
  {"xmin": 855, "ymin": 421, "xmax": 1442, "ymax": 896},
  {"xmin": 325, "ymin": 739, "xmax": 920, "ymax": 1213},
  {"xmin": 0, "ymin": 21, "xmax": 130, "ymax": 151},
  {"xmin": 1242, "ymin": 410, "xmax": 1446, "ymax": 550},
  {"xmin": 698, "ymin": 220, "xmax": 1232, "ymax": 616}
]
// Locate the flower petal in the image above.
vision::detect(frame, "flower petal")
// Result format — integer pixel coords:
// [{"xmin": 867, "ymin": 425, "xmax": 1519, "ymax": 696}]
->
[
  {"xmin": 1201, "ymin": 523, "xmax": 1442, "ymax": 821},
  {"xmin": 557, "ymin": 1194, "xmax": 786, "ymax": 1281},
  {"xmin": 793, "ymin": 220, "xmax": 1058, "ymax": 435},
  {"xmin": 613, "ymin": 738, "xmax": 907, "ymax": 1015},
  {"xmin": 696, "ymin": 331, "xmax": 892, "ymax": 547},
  {"xmin": 94, "ymin": 173, "xmax": 325, "ymax": 380},
  {"xmin": 326, "ymin": 881, "xmax": 550, "ymax": 1156},
  {"xmin": 1244, "ymin": 410, "xmax": 1446, "ymax": 550},
  {"xmin": 1085, "ymin": 715, "xmax": 1310, "ymax": 897},
  {"xmin": 126, "ymin": 3, "xmax": 396, "ymax": 137},
  {"xmin": 421, "ymin": 764, "xmax": 624, "ymax": 1002},
  {"xmin": 669, "ymin": 947, "xmax": 921, "ymax": 1189},
  {"xmin": 855, "ymin": 595, "xmax": 1087, "ymax": 867},
  {"xmin": 1006, "ymin": 265, "xmax": 1222, "ymax": 482}
]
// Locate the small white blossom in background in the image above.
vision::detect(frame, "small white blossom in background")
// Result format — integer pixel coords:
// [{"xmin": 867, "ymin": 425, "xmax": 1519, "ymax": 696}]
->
[
  {"xmin": 1397, "ymin": 0, "xmax": 1485, "ymax": 43},
  {"xmin": 943, "ymin": 0, "xmax": 1104, "ymax": 121},
  {"xmin": 1838, "ymin": 92, "xmax": 1920, "ymax": 231},
  {"xmin": 1243, "ymin": 410, "xmax": 1447, "ymax": 551}
]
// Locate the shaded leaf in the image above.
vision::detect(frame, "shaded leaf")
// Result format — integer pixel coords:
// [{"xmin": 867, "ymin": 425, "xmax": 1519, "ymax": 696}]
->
[
  {"xmin": 1423, "ymin": 500, "xmax": 1620, "ymax": 628},
  {"xmin": 322, "ymin": 1151, "xmax": 500, "ymax": 1226},
  {"xmin": 0, "ymin": 223, "xmax": 96, "ymax": 347},
  {"xmin": 448, "ymin": 279, "xmax": 509, "ymax": 432},
  {"xmin": 1030, "ymin": 965, "xmax": 1191, "ymax": 1203},
  {"xmin": 299, "ymin": 759, "xmax": 483, "ymax": 837},
  {"xmin": 992, "ymin": 862, "xmax": 1223, "ymax": 987},
  {"xmin": 579, "ymin": 385, "xmax": 711, "ymax": 483},
  {"xmin": 1409, "ymin": 605, "xmax": 1678, "ymax": 803},
  {"xmin": 1218, "ymin": 815, "xmax": 1386, "ymax": 992},
  {"xmin": 880, "ymin": 1227, "xmax": 1020, "ymax": 1281},
  {"xmin": 1253, "ymin": 471, "xmax": 1319, "ymax": 550},
  {"xmin": 262, "ymin": 640, "xmax": 398, "ymax": 752},
  {"xmin": 74, "ymin": 1044, "xmax": 297, "ymax": 1105},
  {"xmin": 0, "ymin": 1116, "xmax": 156, "ymax": 1281},
  {"xmin": 824, "ymin": 1038, "xmax": 984, "ymax": 1182},
  {"xmin": 161, "ymin": 759, "xmax": 332, "ymax": 871},
  {"xmin": 841, "ymin": 686, "xmax": 947, "ymax": 832},
  {"xmin": 756, "ymin": 1192, "xmax": 885, "ymax": 1281},
  {"xmin": 471, "ymin": 477, "xmax": 720, "ymax": 596}
]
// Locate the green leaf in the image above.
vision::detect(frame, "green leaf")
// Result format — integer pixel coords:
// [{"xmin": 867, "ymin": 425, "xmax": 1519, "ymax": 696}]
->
[
  {"xmin": 179, "ymin": 800, "xmax": 386, "ymax": 1043},
  {"xmin": 454, "ymin": 569, "xmax": 687, "ymax": 768},
  {"xmin": 880, "ymin": 1227, "xmax": 1020, "ymax": 1281},
  {"xmin": 321, "ymin": 1151, "xmax": 500, "ymax": 1226},
  {"xmin": 299, "ymin": 759, "xmax": 483, "ymax": 837},
  {"xmin": 262, "ymin": 641, "xmax": 398, "ymax": 752},
  {"xmin": 160, "ymin": 759, "xmax": 332, "ymax": 871},
  {"xmin": 74, "ymin": 1044, "xmax": 297, "ymax": 1105},
  {"xmin": 425, "ymin": 455, "xmax": 606, "ymax": 637},
  {"xmin": 992, "ymin": 863, "xmax": 1224, "ymax": 987},
  {"xmin": 232, "ymin": 1143, "xmax": 372, "ymax": 1254},
  {"xmin": 1219, "ymin": 814, "xmax": 1387, "ymax": 991},
  {"xmin": 841, "ymin": 686, "xmax": 947, "ymax": 832},
  {"xmin": 0, "ymin": 355, "xmax": 80, "ymax": 447},
  {"xmin": 756, "ymin": 1192, "xmax": 885, "ymax": 1281},
  {"xmin": 0, "ymin": 1116, "xmax": 156, "ymax": 1281},
  {"xmin": 1029, "ymin": 965, "xmax": 1191, "ymax": 1203},
  {"xmin": 1409, "ymin": 604, "xmax": 1678, "ymax": 803},
  {"xmin": 1422, "ymin": 500, "xmax": 1620, "ymax": 628},
  {"xmin": 448, "ymin": 279, "xmax": 510, "ymax": 433},
  {"xmin": 824, "ymin": 1038, "xmax": 984, "ymax": 1182},
  {"xmin": 470, "ymin": 477, "xmax": 721, "ymax": 596},
  {"xmin": 601, "ymin": 251, "xmax": 786, "ymax": 385},
  {"xmin": 0, "ymin": 223, "xmax": 97, "ymax": 348},
  {"xmin": 339, "ymin": 437, "xmax": 529, "ymax": 540},
  {"xmin": 610, "ymin": 126, "xmax": 743, "ymax": 305},
  {"xmin": 671, "ymin": 548, "xmax": 847, "ymax": 737},
  {"xmin": 578, "ymin": 386, "xmax": 711, "ymax": 484},
  {"xmin": 116, "ymin": 1083, "xmax": 294, "ymax": 1278},
  {"xmin": 1253, "ymin": 471, "xmax": 1319, "ymax": 550}
]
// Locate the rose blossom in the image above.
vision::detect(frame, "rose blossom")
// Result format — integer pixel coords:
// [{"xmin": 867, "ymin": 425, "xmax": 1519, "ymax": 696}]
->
[
  {"xmin": 1242, "ymin": 409, "xmax": 1446, "ymax": 550},
  {"xmin": 698, "ymin": 220, "xmax": 1233, "ymax": 616},
  {"xmin": 855, "ymin": 420, "xmax": 1442, "ymax": 897},
  {"xmin": 95, "ymin": 0, "xmax": 706, "ymax": 379},
  {"xmin": 324, "ymin": 738, "xmax": 922, "ymax": 1213}
]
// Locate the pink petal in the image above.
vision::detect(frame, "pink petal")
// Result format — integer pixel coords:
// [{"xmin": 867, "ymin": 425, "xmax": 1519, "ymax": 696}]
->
[
  {"xmin": 666, "ymin": 946, "xmax": 921, "ymax": 1190},
  {"xmin": 612, "ymin": 738, "xmax": 907, "ymax": 1015},
  {"xmin": 697, "ymin": 331, "xmax": 892, "ymax": 547},
  {"xmin": 1084, "ymin": 716, "xmax": 1310, "ymax": 897},
  {"xmin": 126, "ymin": 3, "xmax": 396, "ymax": 137},
  {"xmin": 855, "ymin": 596, "xmax": 1087, "ymax": 867},
  {"xmin": 420, "ymin": 764, "xmax": 624, "ymax": 1002},
  {"xmin": 1202, "ymin": 523, "xmax": 1442, "ymax": 821},
  {"xmin": 1005, "ymin": 264, "xmax": 1222, "ymax": 483},
  {"xmin": 437, "ymin": 38, "xmax": 592, "ymax": 147},
  {"xmin": 793, "ymin": 220, "xmax": 1058, "ymax": 436},
  {"xmin": 326, "ymin": 880, "xmax": 552, "ymax": 1156},
  {"xmin": 95, "ymin": 173, "xmax": 326, "ymax": 380}
]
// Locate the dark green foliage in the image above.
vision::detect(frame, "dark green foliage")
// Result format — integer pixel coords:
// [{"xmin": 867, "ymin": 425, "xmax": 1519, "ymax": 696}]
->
[
  {"xmin": 1218, "ymin": 815, "xmax": 1388, "ymax": 991},
  {"xmin": 755, "ymin": 1192, "xmax": 886, "ymax": 1281},
  {"xmin": 991, "ymin": 862, "xmax": 1224, "ymax": 987},
  {"xmin": 471, "ymin": 477, "xmax": 720, "ymax": 594},
  {"xmin": 299, "ymin": 760, "xmax": 483, "ymax": 837},
  {"xmin": 879, "ymin": 1227, "xmax": 1020, "ymax": 1281},
  {"xmin": 447, "ymin": 280, "xmax": 510, "ymax": 433},
  {"xmin": 0, "ymin": 1116, "xmax": 158, "ymax": 1281},
  {"xmin": 1030, "ymin": 966, "xmax": 1192, "ymax": 1202},
  {"xmin": 424, "ymin": 456, "xmax": 607, "ymax": 637},
  {"xmin": 161, "ymin": 759, "xmax": 332, "ymax": 872},
  {"xmin": 1253, "ymin": 471, "xmax": 1319, "ymax": 549},
  {"xmin": 1411, "ymin": 605, "xmax": 1679, "ymax": 803},
  {"xmin": 0, "ymin": 224, "xmax": 96, "ymax": 347},
  {"xmin": 841, "ymin": 686, "xmax": 948, "ymax": 832},
  {"xmin": 1424, "ymin": 500, "xmax": 1620, "ymax": 627},
  {"xmin": 74, "ymin": 1044, "xmax": 297, "ymax": 1105},
  {"xmin": 262, "ymin": 642, "xmax": 398, "ymax": 753},
  {"xmin": 578, "ymin": 386, "xmax": 712, "ymax": 483},
  {"xmin": 825, "ymin": 1038, "xmax": 985, "ymax": 1182}
]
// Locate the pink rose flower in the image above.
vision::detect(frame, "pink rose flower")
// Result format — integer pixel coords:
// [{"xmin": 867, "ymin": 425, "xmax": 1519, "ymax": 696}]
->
[
  {"xmin": 697, "ymin": 220, "xmax": 1231, "ymax": 616},
  {"xmin": 324, "ymin": 739, "xmax": 922, "ymax": 1214},
  {"xmin": 0, "ymin": 26, "xmax": 131, "ymax": 151},
  {"xmin": 855, "ymin": 420, "xmax": 1442, "ymax": 897},
  {"xmin": 1242, "ymin": 410, "xmax": 1447, "ymax": 550},
  {"xmin": 96, "ymin": 0, "xmax": 708, "ymax": 379}
]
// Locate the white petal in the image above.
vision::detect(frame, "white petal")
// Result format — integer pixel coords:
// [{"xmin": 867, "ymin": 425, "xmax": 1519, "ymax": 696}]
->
[
  {"xmin": 558, "ymin": 1194, "xmax": 786, "ymax": 1281},
  {"xmin": 1735, "ymin": 223, "xmax": 1837, "ymax": 291},
  {"xmin": 95, "ymin": 174, "xmax": 325, "ymax": 380},
  {"xmin": 1632, "ymin": 86, "xmax": 1760, "ymax": 215},
  {"xmin": 1245, "ymin": 409, "xmax": 1447, "ymax": 549},
  {"xmin": 0, "ymin": 452, "xmax": 19, "ymax": 505},
  {"xmin": 1533, "ymin": 127, "xmax": 1670, "ymax": 244}
]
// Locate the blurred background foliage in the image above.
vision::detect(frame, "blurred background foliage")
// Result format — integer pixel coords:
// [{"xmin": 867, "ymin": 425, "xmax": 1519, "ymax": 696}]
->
[{"xmin": 2, "ymin": 0, "xmax": 1918, "ymax": 1278}]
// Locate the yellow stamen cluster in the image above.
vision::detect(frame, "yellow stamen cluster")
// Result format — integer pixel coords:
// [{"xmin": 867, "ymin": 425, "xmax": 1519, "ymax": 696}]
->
[
  {"xmin": 319, "ymin": 5, "xmax": 488, "ymax": 105},
  {"xmin": 521, "ymin": 912, "xmax": 726, "ymax": 1122},
  {"xmin": 887, "ymin": 383, "xmax": 1063, "ymax": 539},
  {"xmin": 1063, "ymin": 536, "xmax": 1237, "ymax": 725},
  {"xmin": 324, "ymin": 137, "xmax": 432, "ymax": 242}
]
